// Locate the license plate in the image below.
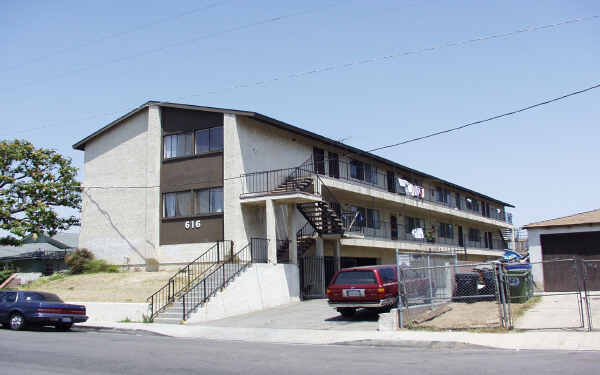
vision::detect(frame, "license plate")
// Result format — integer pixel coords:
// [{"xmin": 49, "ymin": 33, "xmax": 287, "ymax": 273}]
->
[
  {"xmin": 62, "ymin": 317, "xmax": 72, "ymax": 323},
  {"xmin": 343, "ymin": 289, "xmax": 363, "ymax": 297}
]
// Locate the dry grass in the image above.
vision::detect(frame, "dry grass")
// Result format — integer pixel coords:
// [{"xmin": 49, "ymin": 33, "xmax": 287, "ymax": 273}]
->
[
  {"xmin": 408, "ymin": 297, "xmax": 541, "ymax": 331},
  {"xmin": 19, "ymin": 271, "xmax": 174, "ymax": 302}
]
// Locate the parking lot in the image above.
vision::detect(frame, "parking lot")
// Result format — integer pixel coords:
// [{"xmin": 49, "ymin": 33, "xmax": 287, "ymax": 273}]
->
[{"xmin": 193, "ymin": 299, "xmax": 380, "ymax": 331}]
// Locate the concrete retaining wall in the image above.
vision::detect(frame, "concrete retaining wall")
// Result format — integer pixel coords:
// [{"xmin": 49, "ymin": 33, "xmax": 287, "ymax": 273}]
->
[
  {"xmin": 69, "ymin": 302, "xmax": 148, "ymax": 323},
  {"xmin": 186, "ymin": 263, "xmax": 300, "ymax": 323}
]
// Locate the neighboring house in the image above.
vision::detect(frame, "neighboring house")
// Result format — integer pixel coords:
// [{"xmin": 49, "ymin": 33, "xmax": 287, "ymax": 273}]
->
[
  {"xmin": 72, "ymin": 101, "xmax": 513, "ymax": 284},
  {"xmin": 524, "ymin": 209, "xmax": 600, "ymax": 292},
  {"xmin": 0, "ymin": 233, "xmax": 78, "ymax": 275}
]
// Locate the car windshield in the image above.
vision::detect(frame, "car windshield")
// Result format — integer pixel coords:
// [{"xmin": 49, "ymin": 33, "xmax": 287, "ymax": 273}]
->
[{"xmin": 334, "ymin": 270, "xmax": 377, "ymax": 285}]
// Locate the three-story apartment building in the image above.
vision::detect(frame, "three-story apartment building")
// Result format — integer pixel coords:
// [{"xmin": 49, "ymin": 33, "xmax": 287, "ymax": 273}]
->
[{"xmin": 74, "ymin": 101, "xmax": 513, "ymax": 297}]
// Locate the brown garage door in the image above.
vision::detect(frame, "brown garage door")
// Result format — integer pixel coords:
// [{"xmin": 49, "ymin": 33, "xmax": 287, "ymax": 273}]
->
[{"xmin": 541, "ymin": 231, "xmax": 600, "ymax": 292}]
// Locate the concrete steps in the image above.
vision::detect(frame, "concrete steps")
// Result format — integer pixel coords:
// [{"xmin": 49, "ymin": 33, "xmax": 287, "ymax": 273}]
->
[{"xmin": 153, "ymin": 263, "xmax": 250, "ymax": 323}]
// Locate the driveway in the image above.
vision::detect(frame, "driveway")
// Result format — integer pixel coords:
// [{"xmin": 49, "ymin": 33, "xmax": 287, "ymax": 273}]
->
[
  {"xmin": 193, "ymin": 299, "xmax": 380, "ymax": 330},
  {"xmin": 514, "ymin": 293, "xmax": 586, "ymax": 330}
]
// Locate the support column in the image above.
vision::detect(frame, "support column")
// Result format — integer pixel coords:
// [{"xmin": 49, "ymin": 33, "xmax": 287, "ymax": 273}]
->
[
  {"xmin": 334, "ymin": 240, "xmax": 341, "ymax": 271},
  {"xmin": 287, "ymin": 203, "xmax": 297, "ymax": 264},
  {"xmin": 315, "ymin": 238, "xmax": 325, "ymax": 295},
  {"xmin": 266, "ymin": 198, "xmax": 277, "ymax": 264}
]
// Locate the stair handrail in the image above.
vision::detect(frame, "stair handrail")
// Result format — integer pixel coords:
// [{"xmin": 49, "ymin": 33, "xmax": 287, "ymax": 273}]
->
[
  {"xmin": 181, "ymin": 241, "xmax": 256, "ymax": 321},
  {"xmin": 147, "ymin": 240, "xmax": 233, "ymax": 319}
]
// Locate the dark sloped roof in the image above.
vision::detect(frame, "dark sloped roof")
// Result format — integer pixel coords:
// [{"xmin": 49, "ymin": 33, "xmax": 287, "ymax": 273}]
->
[
  {"xmin": 72, "ymin": 101, "xmax": 514, "ymax": 207},
  {"xmin": 523, "ymin": 209, "xmax": 600, "ymax": 229}
]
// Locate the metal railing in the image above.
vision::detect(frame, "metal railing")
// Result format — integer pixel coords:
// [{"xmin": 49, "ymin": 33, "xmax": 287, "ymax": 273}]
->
[
  {"xmin": 181, "ymin": 242, "xmax": 258, "ymax": 321},
  {"xmin": 342, "ymin": 217, "xmax": 505, "ymax": 251},
  {"xmin": 308, "ymin": 158, "xmax": 511, "ymax": 223},
  {"xmin": 240, "ymin": 165, "xmax": 315, "ymax": 196},
  {"xmin": 147, "ymin": 240, "xmax": 233, "ymax": 319}
]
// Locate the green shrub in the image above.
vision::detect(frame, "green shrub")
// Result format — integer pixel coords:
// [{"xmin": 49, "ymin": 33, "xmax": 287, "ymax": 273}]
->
[
  {"xmin": 82, "ymin": 259, "xmax": 119, "ymax": 274},
  {"xmin": 0, "ymin": 269, "xmax": 15, "ymax": 284},
  {"xmin": 66, "ymin": 248, "xmax": 95, "ymax": 274}
]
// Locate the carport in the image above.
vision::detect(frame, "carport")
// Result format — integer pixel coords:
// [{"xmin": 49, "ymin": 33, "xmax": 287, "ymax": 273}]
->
[{"xmin": 525, "ymin": 209, "xmax": 600, "ymax": 292}]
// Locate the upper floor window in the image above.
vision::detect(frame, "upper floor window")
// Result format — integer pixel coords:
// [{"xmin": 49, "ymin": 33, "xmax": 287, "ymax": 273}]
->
[
  {"xmin": 366, "ymin": 208, "xmax": 381, "ymax": 229},
  {"xmin": 163, "ymin": 126, "xmax": 223, "ymax": 160},
  {"xmin": 436, "ymin": 187, "xmax": 450, "ymax": 204},
  {"xmin": 405, "ymin": 216, "xmax": 424, "ymax": 234},
  {"xmin": 350, "ymin": 160, "xmax": 364, "ymax": 180},
  {"xmin": 438, "ymin": 223, "xmax": 454, "ymax": 239},
  {"xmin": 195, "ymin": 126, "xmax": 223, "ymax": 153},
  {"xmin": 466, "ymin": 197, "xmax": 480, "ymax": 212},
  {"xmin": 164, "ymin": 132, "xmax": 193, "ymax": 159},
  {"xmin": 468, "ymin": 228, "xmax": 481, "ymax": 242},
  {"xmin": 364, "ymin": 164, "xmax": 377, "ymax": 185}
]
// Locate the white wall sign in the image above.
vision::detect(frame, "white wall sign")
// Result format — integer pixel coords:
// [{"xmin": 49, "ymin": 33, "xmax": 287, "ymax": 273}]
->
[{"xmin": 185, "ymin": 220, "xmax": 202, "ymax": 230}]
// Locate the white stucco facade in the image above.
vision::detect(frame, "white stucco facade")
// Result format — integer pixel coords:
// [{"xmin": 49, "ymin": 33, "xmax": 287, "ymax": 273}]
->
[{"xmin": 527, "ymin": 225, "xmax": 600, "ymax": 289}]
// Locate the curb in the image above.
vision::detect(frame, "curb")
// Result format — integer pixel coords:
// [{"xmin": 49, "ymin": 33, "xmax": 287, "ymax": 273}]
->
[{"xmin": 77, "ymin": 324, "xmax": 170, "ymax": 337}]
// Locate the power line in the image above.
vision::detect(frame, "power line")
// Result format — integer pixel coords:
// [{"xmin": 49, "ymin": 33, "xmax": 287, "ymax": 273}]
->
[
  {"xmin": 184, "ymin": 14, "xmax": 599, "ymax": 98},
  {"xmin": 1, "ymin": 0, "xmax": 232, "ymax": 73},
  {"xmin": 364, "ymin": 81, "xmax": 600, "ymax": 153},
  {"xmin": 78, "ymin": 81, "xmax": 600, "ymax": 190},
  {"xmin": 3, "ymin": 14, "xmax": 597, "ymax": 138},
  {"xmin": 4, "ymin": 1, "xmax": 349, "ymax": 91}
]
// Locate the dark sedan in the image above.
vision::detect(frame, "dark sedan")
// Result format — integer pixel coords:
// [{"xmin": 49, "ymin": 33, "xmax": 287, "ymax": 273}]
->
[{"xmin": 0, "ymin": 290, "xmax": 87, "ymax": 331}]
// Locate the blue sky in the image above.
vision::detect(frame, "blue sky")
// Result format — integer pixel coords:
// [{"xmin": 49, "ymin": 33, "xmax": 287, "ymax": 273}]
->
[{"xmin": 1, "ymin": 0, "xmax": 599, "ymax": 227}]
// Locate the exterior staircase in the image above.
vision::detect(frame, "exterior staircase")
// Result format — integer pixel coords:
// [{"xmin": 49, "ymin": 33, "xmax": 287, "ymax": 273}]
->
[
  {"xmin": 154, "ymin": 263, "xmax": 245, "ymax": 324},
  {"xmin": 148, "ymin": 240, "xmax": 263, "ymax": 323},
  {"xmin": 297, "ymin": 201, "xmax": 344, "ymax": 236},
  {"xmin": 270, "ymin": 176, "xmax": 314, "ymax": 194}
]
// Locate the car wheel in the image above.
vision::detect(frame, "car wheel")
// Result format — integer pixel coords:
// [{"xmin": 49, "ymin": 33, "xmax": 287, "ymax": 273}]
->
[
  {"xmin": 338, "ymin": 308, "xmax": 355, "ymax": 318},
  {"xmin": 55, "ymin": 323, "xmax": 73, "ymax": 331},
  {"xmin": 9, "ymin": 313, "xmax": 25, "ymax": 331}
]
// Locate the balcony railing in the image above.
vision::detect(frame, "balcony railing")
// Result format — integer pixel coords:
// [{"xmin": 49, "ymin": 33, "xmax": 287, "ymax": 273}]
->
[
  {"xmin": 342, "ymin": 218, "xmax": 506, "ymax": 251},
  {"xmin": 306, "ymin": 158, "xmax": 511, "ymax": 223}
]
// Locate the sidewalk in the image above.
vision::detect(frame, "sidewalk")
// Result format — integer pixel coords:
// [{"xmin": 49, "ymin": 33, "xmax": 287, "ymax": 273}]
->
[{"xmin": 80, "ymin": 321, "xmax": 600, "ymax": 351}]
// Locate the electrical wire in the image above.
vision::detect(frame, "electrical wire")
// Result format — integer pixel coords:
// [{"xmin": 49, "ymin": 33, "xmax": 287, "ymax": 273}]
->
[
  {"xmin": 0, "ymin": 0, "xmax": 233, "ymax": 72},
  {"xmin": 4, "ymin": 1, "xmax": 349, "ymax": 91},
  {"xmin": 3, "ymin": 14, "xmax": 596, "ymax": 138}
]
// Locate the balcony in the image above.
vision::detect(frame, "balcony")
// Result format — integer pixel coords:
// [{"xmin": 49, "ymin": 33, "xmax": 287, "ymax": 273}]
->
[
  {"xmin": 239, "ymin": 159, "xmax": 513, "ymax": 225},
  {"xmin": 341, "ymin": 216, "xmax": 506, "ymax": 253}
]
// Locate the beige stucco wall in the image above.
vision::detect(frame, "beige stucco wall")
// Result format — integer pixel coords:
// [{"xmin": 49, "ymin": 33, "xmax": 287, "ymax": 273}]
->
[{"xmin": 80, "ymin": 108, "xmax": 161, "ymax": 264}]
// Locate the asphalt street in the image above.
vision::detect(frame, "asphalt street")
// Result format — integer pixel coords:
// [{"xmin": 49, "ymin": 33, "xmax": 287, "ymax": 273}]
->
[{"xmin": 0, "ymin": 328, "xmax": 599, "ymax": 375}]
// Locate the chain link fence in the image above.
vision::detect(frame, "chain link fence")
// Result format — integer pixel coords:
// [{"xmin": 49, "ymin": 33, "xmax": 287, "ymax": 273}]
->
[{"xmin": 583, "ymin": 259, "xmax": 600, "ymax": 331}]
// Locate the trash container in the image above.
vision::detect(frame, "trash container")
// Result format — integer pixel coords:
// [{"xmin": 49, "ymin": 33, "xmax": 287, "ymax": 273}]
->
[
  {"xmin": 505, "ymin": 268, "xmax": 532, "ymax": 303},
  {"xmin": 454, "ymin": 272, "xmax": 478, "ymax": 301}
]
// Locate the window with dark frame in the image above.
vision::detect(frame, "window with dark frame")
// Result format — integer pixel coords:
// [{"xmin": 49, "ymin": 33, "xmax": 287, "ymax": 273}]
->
[
  {"xmin": 438, "ymin": 222, "xmax": 454, "ymax": 239},
  {"xmin": 364, "ymin": 164, "xmax": 377, "ymax": 185},
  {"xmin": 366, "ymin": 208, "xmax": 381, "ymax": 229},
  {"xmin": 163, "ymin": 126, "xmax": 223, "ymax": 160},
  {"xmin": 405, "ymin": 216, "xmax": 424, "ymax": 234},
  {"xmin": 163, "ymin": 132, "xmax": 193, "ymax": 159},
  {"xmin": 468, "ymin": 228, "xmax": 481, "ymax": 242},
  {"xmin": 350, "ymin": 160, "xmax": 364, "ymax": 180},
  {"xmin": 163, "ymin": 187, "xmax": 223, "ymax": 218}
]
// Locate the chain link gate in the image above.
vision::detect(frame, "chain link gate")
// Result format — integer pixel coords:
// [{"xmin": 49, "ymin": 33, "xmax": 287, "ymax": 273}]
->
[{"xmin": 583, "ymin": 259, "xmax": 600, "ymax": 331}]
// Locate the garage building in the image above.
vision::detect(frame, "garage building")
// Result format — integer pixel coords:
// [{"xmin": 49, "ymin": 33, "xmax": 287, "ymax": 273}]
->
[{"xmin": 524, "ymin": 209, "xmax": 600, "ymax": 292}]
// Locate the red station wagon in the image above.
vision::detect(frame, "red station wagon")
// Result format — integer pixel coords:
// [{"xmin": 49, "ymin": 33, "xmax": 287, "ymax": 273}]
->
[{"xmin": 327, "ymin": 265, "xmax": 432, "ymax": 317}]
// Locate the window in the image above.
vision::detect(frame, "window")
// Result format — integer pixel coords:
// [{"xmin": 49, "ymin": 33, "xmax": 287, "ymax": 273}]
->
[
  {"xmin": 456, "ymin": 193, "xmax": 461, "ymax": 209},
  {"xmin": 379, "ymin": 268, "xmax": 397, "ymax": 283},
  {"xmin": 466, "ymin": 197, "xmax": 480, "ymax": 212},
  {"xmin": 438, "ymin": 223, "xmax": 454, "ymax": 239},
  {"xmin": 163, "ymin": 191, "xmax": 193, "ymax": 217},
  {"xmin": 364, "ymin": 164, "xmax": 377, "ymax": 184},
  {"xmin": 468, "ymin": 228, "xmax": 481, "ymax": 242},
  {"xmin": 350, "ymin": 160, "xmax": 364, "ymax": 180},
  {"xmin": 164, "ymin": 132, "xmax": 193, "ymax": 159},
  {"xmin": 349, "ymin": 206, "xmax": 366, "ymax": 228},
  {"xmin": 405, "ymin": 216, "xmax": 424, "ymax": 234},
  {"xmin": 333, "ymin": 270, "xmax": 377, "ymax": 285},
  {"xmin": 195, "ymin": 126, "xmax": 223, "ymax": 154},
  {"xmin": 196, "ymin": 187, "xmax": 223, "ymax": 214},
  {"xmin": 366, "ymin": 208, "xmax": 381, "ymax": 229},
  {"xmin": 23, "ymin": 292, "xmax": 63, "ymax": 302},
  {"xmin": 436, "ymin": 187, "xmax": 450, "ymax": 204}
]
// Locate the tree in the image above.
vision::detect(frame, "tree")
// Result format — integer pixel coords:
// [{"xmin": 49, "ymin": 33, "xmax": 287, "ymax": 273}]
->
[{"xmin": 0, "ymin": 140, "xmax": 81, "ymax": 245}]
